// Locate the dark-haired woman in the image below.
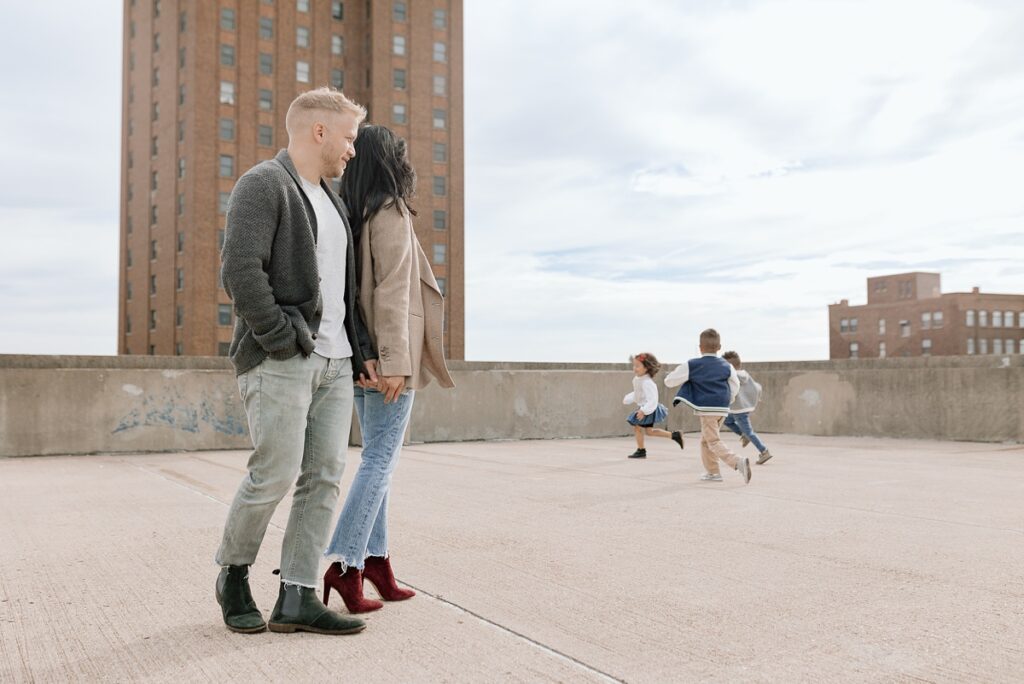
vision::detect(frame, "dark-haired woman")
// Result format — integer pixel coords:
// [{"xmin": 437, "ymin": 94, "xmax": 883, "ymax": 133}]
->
[{"xmin": 322, "ymin": 125, "xmax": 454, "ymax": 613}]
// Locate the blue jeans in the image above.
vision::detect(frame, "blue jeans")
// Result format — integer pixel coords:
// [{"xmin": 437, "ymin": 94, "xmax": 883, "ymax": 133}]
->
[
  {"xmin": 724, "ymin": 412, "xmax": 767, "ymax": 453},
  {"xmin": 325, "ymin": 387, "xmax": 415, "ymax": 569},
  {"xmin": 216, "ymin": 354, "xmax": 354, "ymax": 588}
]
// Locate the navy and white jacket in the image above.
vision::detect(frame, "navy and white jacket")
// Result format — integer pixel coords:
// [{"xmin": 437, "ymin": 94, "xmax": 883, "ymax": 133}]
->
[{"xmin": 664, "ymin": 354, "xmax": 739, "ymax": 417}]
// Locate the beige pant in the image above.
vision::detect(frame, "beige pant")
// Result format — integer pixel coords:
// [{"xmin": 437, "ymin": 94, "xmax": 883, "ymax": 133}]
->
[{"xmin": 700, "ymin": 416, "xmax": 738, "ymax": 476}]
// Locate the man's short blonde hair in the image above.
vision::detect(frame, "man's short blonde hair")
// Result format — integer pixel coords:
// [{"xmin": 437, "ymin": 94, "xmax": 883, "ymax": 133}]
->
[{"xmin": 285, "ymin": 87, "xmax": 366, "ymax": 136}]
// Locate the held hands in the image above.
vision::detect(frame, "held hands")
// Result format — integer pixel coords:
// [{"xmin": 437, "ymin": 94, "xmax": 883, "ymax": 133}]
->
[
  {"xmin": 358, "ymin": 359, "xmax": 380, "ymax": 389},
  {"xmin": 378, "ymin": 375, "xmax": 406, "ymax": 403}
]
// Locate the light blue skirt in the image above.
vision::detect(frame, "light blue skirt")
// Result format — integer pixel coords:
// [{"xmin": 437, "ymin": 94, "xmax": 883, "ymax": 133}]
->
[{"xmin": 627, "ymin": 403, "xmax": 668, "ymax": 427}]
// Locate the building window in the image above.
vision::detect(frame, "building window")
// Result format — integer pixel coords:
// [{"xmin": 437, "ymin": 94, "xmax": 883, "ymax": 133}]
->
[
  {"xmin": 392, "ymin": 104, "xmax": 407, "ymax": 125},
  {"xmin": 126, "ymin": 282, "xmax": 133, "ymax": 300},
  {"xmin": 393, "ymin": 35, "xmax": 406, "ymax": 55},
  {"xmin": 433, "ymin": 244, "xmax": 446, "ymax": 264},
  {"xmin": 220, "ymin": 8, "xmax": 236, "ymax": 30},
  {"xmin": 150, "ymin": 274, "xmax": 157, "ymax": 295},
  {"xmin": 899, "ymin": 281, "xmax": 912, "ymax": 298},
  {"xmin": 966, "ymin": 309, "xmax": 975, "ymax": 326},
  {"xmin": 178, "ymin": 157, "xmax": 186, "ymax": 179},
  {"xmin": 178, "ymin": 86, "xmax": 186, "ymax": 109},
  {"xmin": 994, "ymin": 339, "xmax": 1003, "ymax": 355},
  {"xmin": 332, "ymin": 35, "xmax": 344, "ymax": 55},
  {"xmin": 933, "ymin": 311, "xmax": 943, "ymax": 328},
  {"xmin": 1004, "ymin": 311, "xmax": 1014, "ymax": 328},
  {"xmin": 179, "ymin": 11, "xmax": 186, "ymax": 33},
  {"xmin": 128, "ymin": 183, "xmax": 134, "ymax": 201},
  {"xmin": 258, "ymin": 125, "xmax": 274, "ymax": 147},
  {"xmin": 126, "ymin": 315, "xmax": 132, "ymax": 334},
  {"xmin": 921, "ymin": 312, "xmax": 931, "ymax": 329},
  {"xmin": 839, "ymin": 318, "xmax": 848, "ymax": 333},
  {"xmin": 878, "ymin": 342, "xmax": 886, "ymax": 358},
  {"xmin": 899, "ymin": 320, "xmax": 910, "ymax": 337},
  {"xmin": 130, "ymin": 20, "xmax": 136, "ymax": 39},
  {"xmin": 849, "ymin": 342, "xmax": 859, "ymax": 359},
  {"xmin": 436, "ymin": 277, "xmax": 446, "ymax": 296},
  {"xmin": 150, "ymin": 239, "xmax": 158, "ymax": 260},
  {"xmin": 151, "ymin": 135, "xmax": 159, "ymax": 156},
  {"xmin": 152, "ymin": 101, "xmax": 159, "ymax": 121},
  {"xmin": 993, "ymin": 311, "xmax": 1003, "ymax": 328},
  {"xmin": 433, "ymin": 142, "xmax": 447, "ymax": 163},
  {"xmin": 259, "ymin": 89, "xmax": 273, "ymax": 111},
  {"xmin": 219, "ymin": 117, "xmax": 235, "ymax": 141},
  {"xmin": 175, "ymin": 343, "xmax": 183, "ymax": 356},
  {"xmin": 127, "ymin": 249, "xmax": 133, "ymax": 267},
  {"xmin": 1007, "ymin": 339, "xmax": 1017, "ymax": 354},
  {"xmin": 979, "ymin": 310, "xmax": 988, "ymax": 327},
  {"xmin": 178, "ymin": 120, "xmax": 185, "ymax": 142},
  {"xmin": 849, "ymin": 318, "xmax": 858, "ymax": 333},
  {"xmin": 297, "ymin": 26, "xmax": 310, "ymax": 48},
  {"xmin": 433, "ymin": 75, "xmax": 446, "ymax": 96},
  {"xmin": 176, "ymin": 268, "xmax": 184, "ymax": 290},
  {"xmin": 393, "ymin": 68, "xmax": 406, "ymax": 89},
  {"xmin": 218, "ymin": 342, "xmax": 231, "ymax": 356},
  {"xmin": 433, "ymin": 9, "xmax": 447, "ymax": 28},
  {"xmin": 967, "ymin": 338, "xmax": 975, "ymax": 355},
  {"xmin": 979, "ymin": 338, "xmax": 988, "ymax": 354},
  {"xmin": 297, "ymin": 61, "xmax": 310, "ymax": 82},
  {"xmin": 219, "ymin": 192, "xmax": 230, "ymax": 214},
  {"xmin": 179, "ymin": 47, "xmax": 185, "ymax": 68},
  {"xmin": 177, "ymin": 231, "xmax": 184, "ymax": 252},
  {"xmin": 433, "ymin": 42, "xmax": 446, "ymax": 62},
  {"xmin": 332, "ymin": 1, "xmax": 344, "ymax": 20},
  {"xmin": 127, "ymin": 215, "xmax": 133, "ymax": 233},
  {"xmin": 297, "ymin": 0, "xmax": 310, "ymax": 11},
  {"xmin": 219, "ymin": 304, "xmax": 233, "ymax": 326},
  {"xmin": 177, "ymin": 193, "xmax": 184, "ymax": 215},
  {"xmin": 1019, "ymin": 312, "xmax": 1024, "ymax": 329},
  {"xmin": 220, "ymin": 81, "xmax": 235, "ymax": 105},
  {"xmin": 220, "ymin": 44, "xmax": 235, "ymax": 66},
  {"xmin": 150, "ymin": 204, "xmax": 158, "ymax": 225},
  {"xmin": 331, "ymin": 68, "xmax": 344, "ymax": 89},
  {"xmin": 260, "ymin": 52, "xmax": 273, "ymax": 74},
  {"xmin": 433, "ymin": 210, "xmax": 447, "ymax": 230},
  {"xmin": 153, "ymin": 32, "xmax": 161, "ymax": 52},
  {"xmin": 219, "ymin": 154, "xmax": 234, "ymax": 178},
  {"xmin": 259, "ymin": 17, "xmax": 274, "ymax": 40},
  {"xmin": 151, "ymin": 170, "xmax": 158, "ymax": 191},
  {"xmin": 922, "ymin": 338, "xmax": 932, "ymax": 355},
  {"xmin": 393, "ymin": 1, "xmax": 407, "ymax": 22},
  {"xmin": 433, "ymin": 108, "xmax": 446, "ymax": 129},
  {"xmin": 432, "ymin": 176, "xmax": 446, "ymax": 196},
  {"xmin": 878, "ymin": 318, "xmax": 885, "ymax": 335},
  {"xmin": 152, "ymin": 67, "xmax": 159, "ymax": 86}
]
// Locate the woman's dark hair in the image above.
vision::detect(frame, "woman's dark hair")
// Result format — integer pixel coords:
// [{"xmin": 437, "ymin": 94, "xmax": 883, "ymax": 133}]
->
[{"xmin": 340, "ymin": 124, "xmax": 417, "ymax": 240}]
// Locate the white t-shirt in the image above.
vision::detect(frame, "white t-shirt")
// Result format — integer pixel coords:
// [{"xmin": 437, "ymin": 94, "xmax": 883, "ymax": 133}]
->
[{"xmin": 299, "ymin": 176, "xmax": 352, "ymax": 359}]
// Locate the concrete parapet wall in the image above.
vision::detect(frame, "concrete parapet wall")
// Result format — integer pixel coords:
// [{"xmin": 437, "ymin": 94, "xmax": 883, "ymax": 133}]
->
[{"xmin": 1, "ymin": 354, "xmax": 1020, "ymax": 457}]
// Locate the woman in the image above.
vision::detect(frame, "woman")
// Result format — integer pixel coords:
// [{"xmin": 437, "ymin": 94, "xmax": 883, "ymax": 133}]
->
[{"xmin": 322, "ymin": 125, "xmax": 455, "ymax": 613}]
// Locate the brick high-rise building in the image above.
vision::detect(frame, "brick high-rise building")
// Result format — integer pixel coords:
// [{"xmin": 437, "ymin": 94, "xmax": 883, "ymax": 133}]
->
[
  {"xmin": 119, "ymin": 0, "xmax": 464, "ymax": 359},
  {"xmin": 829, "ymin": 272, "xmax": 1024, "ymax": 359}
]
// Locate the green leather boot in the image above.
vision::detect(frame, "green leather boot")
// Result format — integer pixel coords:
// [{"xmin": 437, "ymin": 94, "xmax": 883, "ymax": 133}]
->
[
  {"xmin": 215, "ymin": 565, "xmax": 267, "ymax": 634},
  {"xmin": 268, "ymin": 582, "xmax": 366, "ymax": 635}
]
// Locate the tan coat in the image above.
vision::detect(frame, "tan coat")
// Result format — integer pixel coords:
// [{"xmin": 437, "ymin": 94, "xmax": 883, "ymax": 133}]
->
[{"xmin": 357, "ymin": 201, "xmax": 455, "ymax": 390}]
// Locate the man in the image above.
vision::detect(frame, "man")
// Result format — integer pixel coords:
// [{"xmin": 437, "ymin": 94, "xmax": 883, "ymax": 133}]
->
[{"xmin": 215, "ymin": 87, "xmax": 378, "ymax": 635}]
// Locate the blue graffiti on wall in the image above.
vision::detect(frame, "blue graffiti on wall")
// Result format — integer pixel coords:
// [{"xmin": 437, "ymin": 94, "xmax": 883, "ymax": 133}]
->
[{"xmin": 112, "ymin": 386, "xmax": 247, "ymax": 436}]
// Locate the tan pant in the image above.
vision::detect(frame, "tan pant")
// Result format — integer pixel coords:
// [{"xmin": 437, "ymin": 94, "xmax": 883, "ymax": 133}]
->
[{"xmin": 700, "ymin": 416, "xmax": 738, "ymax": 476}]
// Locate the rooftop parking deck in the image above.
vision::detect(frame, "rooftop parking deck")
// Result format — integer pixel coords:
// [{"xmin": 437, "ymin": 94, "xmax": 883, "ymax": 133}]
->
[{"xmin": 1, "ymin": 434, "xmax": 1023, "ymax": 682}]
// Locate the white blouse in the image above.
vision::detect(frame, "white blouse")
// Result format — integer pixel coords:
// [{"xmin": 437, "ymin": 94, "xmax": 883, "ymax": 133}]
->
[{"xmin": 623, "ymin": 375, "xmax": 660, "ymax": 415}]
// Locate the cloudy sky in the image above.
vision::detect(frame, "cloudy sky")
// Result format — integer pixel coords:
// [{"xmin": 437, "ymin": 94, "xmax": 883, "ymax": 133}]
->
[{"xmin": 2, "ymin": 1, "xmax": 1023, "ymax": 361}]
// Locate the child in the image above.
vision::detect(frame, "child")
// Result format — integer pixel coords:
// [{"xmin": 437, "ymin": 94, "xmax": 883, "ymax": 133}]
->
[
  {"xmin": 722, "ymin": 351, "xmax": 773, "ymax": 464},
  {"xmin": 623, "ymin": 353, "xmax": 684, "ymax": 459},
  {"xmin": 664, "ymin": 329, "xmax": 751, "ymax": 483}
]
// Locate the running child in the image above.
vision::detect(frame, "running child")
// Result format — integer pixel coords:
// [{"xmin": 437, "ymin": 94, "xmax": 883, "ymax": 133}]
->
[{"xmin": 623, "ymin": 353, "xmax": 685, "ymax": 459}]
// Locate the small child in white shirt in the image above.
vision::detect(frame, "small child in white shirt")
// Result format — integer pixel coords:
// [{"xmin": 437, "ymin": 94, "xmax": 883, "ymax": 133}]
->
[{"xmin": 623, "ymin": 353, "xmax": 684, "ymax": 459}]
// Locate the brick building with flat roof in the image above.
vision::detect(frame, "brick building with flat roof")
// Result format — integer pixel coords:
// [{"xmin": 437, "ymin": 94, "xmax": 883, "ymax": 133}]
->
[
  {"xmin": 829, "ymin": 272, "xmax": 1024, "ymax": 359},
  {"xmin": 119, "ymin": 0, "xmax": 464, "ymax": 359}
]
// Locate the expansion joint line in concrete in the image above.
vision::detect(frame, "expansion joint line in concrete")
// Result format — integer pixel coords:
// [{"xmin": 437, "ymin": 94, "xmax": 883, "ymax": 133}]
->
[{"xmin": 126, "ymin": 459, "xmax": 626, "ymax": 684}]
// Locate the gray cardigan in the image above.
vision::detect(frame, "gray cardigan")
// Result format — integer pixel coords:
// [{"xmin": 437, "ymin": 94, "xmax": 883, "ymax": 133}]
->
[{"xmin": 221, "ymin": 149, "xmax": 374, "ymax": 376}]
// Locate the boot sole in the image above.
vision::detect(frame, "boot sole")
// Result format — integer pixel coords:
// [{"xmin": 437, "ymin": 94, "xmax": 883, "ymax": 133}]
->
[
  {"xmin": 225, "ymin": 623, "xmax": 267, "ymax": 634},
  {"xmin": 267, "ymin": 622, "xmax": 366, "ymax": 635}
]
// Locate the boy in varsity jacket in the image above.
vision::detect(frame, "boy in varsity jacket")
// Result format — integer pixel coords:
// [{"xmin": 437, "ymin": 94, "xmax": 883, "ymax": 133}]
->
[{"xmin": 664, "ymin": 328, "xmax": 751, "ymax": 484}]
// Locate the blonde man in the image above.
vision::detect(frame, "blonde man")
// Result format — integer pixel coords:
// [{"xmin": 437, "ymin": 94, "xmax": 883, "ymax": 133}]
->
[{"xmin": 215, "ymin": 88, "xmax": 377, "ymax": 636}]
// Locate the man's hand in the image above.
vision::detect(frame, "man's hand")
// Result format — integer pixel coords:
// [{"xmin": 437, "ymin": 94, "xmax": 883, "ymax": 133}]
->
[
  {"xmin": 377, "ymin": 375, "xmax": 406, "ymax": 403},
  {"xmin": 358, "ymin": 359, "xmax": 380, "ymax": 389}
]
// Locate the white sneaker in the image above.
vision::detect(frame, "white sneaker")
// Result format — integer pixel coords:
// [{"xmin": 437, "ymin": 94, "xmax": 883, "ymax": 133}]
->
[
  {"xmin": 737, "ymin": 457, "xmax": 751, "ymax": 484},
  {"xmin": 699, "ymin": 472, "xmax": 723, "ymax": 482}
]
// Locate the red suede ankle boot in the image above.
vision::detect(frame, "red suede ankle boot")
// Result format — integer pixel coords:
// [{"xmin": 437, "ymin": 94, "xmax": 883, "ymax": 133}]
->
[
  {"xmin": 322, "ymin": 562, "xmax": 383, "ymax": 614},
  {"xmin": 362, "ymin": 556, "xmax": 416, "ymax": 601}
]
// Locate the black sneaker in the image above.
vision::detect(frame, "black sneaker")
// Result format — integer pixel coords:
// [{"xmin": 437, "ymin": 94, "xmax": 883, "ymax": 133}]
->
[
  {"xmin": 628, "ymin": 448, "xmax": 647, "ymax": 459},
  {"xmin": 670, "ymin": 431, "xmax": 685, "ymax": 450}
]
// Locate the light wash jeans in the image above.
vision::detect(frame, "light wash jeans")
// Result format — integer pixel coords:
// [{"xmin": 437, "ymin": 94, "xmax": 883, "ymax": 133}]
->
[
  {"xmin": 325, "ymin": 387, "xmax": 414, "ymax": 569},
  {"xmin": 724, "ymin": 412, "xmax": 768, "ymax": 453},
  {"xmin": 216, "ymin": 353, "xmax": 354, "ymax": 588}
]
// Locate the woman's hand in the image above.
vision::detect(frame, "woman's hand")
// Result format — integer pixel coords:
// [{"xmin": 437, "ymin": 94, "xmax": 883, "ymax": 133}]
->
[{"xmin": 377, "ymin": 375, "xmax": 406, "ymax": 403}]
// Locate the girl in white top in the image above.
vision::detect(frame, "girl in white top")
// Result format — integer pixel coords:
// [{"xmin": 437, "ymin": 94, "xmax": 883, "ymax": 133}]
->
[{"xmin": 623, "ymin": 353, "xmax": 684, "ymax": 459}]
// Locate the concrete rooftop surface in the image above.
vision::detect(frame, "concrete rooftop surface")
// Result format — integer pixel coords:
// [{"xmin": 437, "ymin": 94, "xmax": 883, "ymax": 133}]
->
[{"xmin": 1, "ymin": 434, "xmax": 1023, "ymax": 683}]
